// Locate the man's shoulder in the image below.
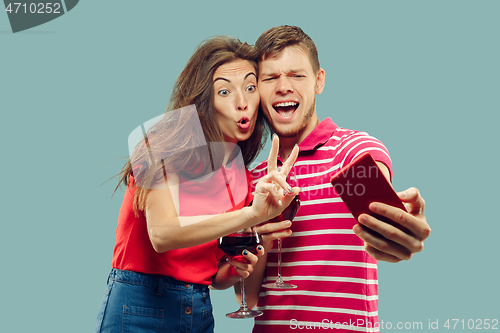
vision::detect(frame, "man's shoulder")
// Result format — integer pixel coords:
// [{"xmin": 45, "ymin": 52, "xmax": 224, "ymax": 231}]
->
[
  {"xmin": 319, "ymin": 125, "xmax": 375, "ymax": 150},
  {"xmin": 330, "ymin": 125, "xmax": 369, "ymax": 140}
]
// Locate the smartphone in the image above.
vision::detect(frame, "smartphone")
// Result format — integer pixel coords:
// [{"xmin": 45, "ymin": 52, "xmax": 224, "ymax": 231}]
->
[{"xmin": 329, "ymin": 152, "xmax": 410, "ymax": 233}]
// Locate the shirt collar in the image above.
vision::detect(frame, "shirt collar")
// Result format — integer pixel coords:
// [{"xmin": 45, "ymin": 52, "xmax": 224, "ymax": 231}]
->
[{"xmin": 298, "ymin": 118, "xmax": 338, "ymax": 151}]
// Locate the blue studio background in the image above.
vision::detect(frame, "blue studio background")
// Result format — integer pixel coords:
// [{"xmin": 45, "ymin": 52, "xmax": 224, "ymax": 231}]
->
[{"xmin": 1, "ymin": 1, "xmax": 499, "ymax": 332}]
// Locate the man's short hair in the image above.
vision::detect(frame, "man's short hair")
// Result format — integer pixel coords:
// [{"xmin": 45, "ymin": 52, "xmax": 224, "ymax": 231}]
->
[{"xmin": 254, "ymin": 25, "xmax": 320, "ymax": 73}]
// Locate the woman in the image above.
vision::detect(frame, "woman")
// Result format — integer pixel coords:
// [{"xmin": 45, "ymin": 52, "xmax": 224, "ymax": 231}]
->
[{"xmin": 94, "ymin": 36, "xmax": 299, "ymax": 333}]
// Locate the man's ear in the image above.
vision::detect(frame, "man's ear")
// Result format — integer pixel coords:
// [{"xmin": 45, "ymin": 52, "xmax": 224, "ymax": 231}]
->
[{"xmin": 315, "ymin": 68, "xmax": 325, "ymax": 95}]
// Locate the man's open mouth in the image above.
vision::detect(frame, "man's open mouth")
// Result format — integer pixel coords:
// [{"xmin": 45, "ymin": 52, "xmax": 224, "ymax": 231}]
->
[{"xmin": 273, "ymin": 101, "xmax": 299, "ymax": 117}]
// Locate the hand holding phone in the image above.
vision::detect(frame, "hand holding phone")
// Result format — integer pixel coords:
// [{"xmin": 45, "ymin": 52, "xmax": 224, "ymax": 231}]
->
[{"xmin": 330, "ymin": 153, "xmax": 410, "ymax": 234}]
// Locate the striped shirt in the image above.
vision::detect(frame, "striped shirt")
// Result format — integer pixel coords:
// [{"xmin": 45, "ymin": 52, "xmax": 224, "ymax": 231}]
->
[{"xmin": 251, "ymin": 118, "xmax": 392, "ymax": 333}]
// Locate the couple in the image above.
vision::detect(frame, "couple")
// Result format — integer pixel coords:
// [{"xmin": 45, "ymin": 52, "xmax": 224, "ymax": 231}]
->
[{"xmin": 95, "ymin": 26, "xmax": 430, "ymax": 333}]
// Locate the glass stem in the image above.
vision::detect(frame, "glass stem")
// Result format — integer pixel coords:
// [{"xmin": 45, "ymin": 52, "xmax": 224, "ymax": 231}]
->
[
  {"xmin": 239, "ymin": 277, "xmax": 249, "ymax": 311},
  {"xmin": 277, "ymin": 237, "xmax": 283, "ymax": 282}
]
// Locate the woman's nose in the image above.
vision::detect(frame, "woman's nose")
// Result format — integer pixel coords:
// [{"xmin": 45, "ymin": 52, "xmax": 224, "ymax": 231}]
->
[{"xmin": 236, "ymin": 92, "xmax": 248, "ymax": 111}]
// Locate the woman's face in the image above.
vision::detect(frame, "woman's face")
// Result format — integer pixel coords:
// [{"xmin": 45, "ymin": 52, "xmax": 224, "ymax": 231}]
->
[{"xmin": 213, "ymin": 59, "xmax": 259, "ymax": 144}]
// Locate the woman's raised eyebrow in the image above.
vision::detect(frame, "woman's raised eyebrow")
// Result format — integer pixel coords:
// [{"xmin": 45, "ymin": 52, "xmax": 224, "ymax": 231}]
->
[
  {"xmin": 245, "ymin": 72, "xmax": 257, "ymax": 80},
  {"xmin": 214, "ymin": 72, "xmax": 256, "ymax": 83},
  {"xmin": 213, "ymin": 77, "xmax": 230, "ymax": 83}
]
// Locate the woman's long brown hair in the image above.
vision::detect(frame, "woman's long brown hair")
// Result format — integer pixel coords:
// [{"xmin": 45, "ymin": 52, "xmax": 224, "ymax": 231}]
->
[{"xmin": 115, "ymin": 36, "xmax": 268, "ymax": 214}]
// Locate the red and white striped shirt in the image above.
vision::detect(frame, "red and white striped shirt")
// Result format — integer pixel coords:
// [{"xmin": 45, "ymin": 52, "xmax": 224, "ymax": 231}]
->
[{"xmin": 251, "ymin": 118, "xmax": 392, "ymax": 333}]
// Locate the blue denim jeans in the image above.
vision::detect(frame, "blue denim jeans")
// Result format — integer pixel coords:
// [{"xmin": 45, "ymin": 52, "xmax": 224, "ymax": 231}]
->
[{"xmin": 94, "ymin": 269, "xmax": 215, "ymax": 333}]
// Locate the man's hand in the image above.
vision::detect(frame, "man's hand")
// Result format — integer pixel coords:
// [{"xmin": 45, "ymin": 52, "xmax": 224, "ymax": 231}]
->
[
  {"xmin": 254, "ymin": 220, "xmax": 293, "ymax": 250},
  {"xmin": 353, "ymin": 187, "xmax": 430, "ymax": 263}
]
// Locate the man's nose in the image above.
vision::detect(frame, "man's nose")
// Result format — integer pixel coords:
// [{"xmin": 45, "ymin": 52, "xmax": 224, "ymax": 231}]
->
[{"xmin": 276, "ymin": 76, "xmax": 293, "ymax": 94}]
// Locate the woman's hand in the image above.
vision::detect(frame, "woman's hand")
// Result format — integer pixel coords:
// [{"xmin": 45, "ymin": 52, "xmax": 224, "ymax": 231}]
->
[
  {"xmin": 251, "ymin": 135, "xmax": 300, "ymax": 221},
  {"xmin": 226, "ymin": 245, "xmax": 266, "ymax": 279},
  {"xmin": 211, "ymin": 245, "xmax": 265, "ymax": 290}
]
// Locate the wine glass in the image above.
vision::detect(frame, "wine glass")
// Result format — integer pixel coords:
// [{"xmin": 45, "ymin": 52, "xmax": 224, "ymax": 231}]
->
[
  {"xmin": 262, "ymin": 171, "xmax": 300, "ymax": 289},
  {"xmin": 218, "ymin": 227, "xmax": 264, "ymax": 318}
]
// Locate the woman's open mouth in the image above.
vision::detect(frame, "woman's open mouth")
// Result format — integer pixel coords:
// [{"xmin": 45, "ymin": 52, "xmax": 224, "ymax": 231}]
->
[
  {"xmin": 273, "ymin": 101, "xmax": 299, "ymax": 118},
  {"xmin": 237, "ymin": 117, "xmax": 250, "ymax": 129}
]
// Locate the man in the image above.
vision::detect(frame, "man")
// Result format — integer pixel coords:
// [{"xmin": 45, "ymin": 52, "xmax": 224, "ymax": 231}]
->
[{"xmin": 239, "ymin": 26, "xmax": 430, "ymax": 332}]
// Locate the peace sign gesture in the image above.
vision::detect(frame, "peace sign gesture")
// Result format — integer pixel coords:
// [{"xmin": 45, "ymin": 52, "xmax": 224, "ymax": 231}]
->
[{"xmin": 251, "ymin": 135, "xmax": 300, "ymax": 221}]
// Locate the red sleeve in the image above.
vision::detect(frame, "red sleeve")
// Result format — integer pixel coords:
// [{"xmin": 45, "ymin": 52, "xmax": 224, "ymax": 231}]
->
[
  {"xmin": 245, "ymin": 169, "xmax": 254, "ymax": 206},
  {"xmin": 339, "ymin": 132, "xmax": 393, "ymax": 181}
]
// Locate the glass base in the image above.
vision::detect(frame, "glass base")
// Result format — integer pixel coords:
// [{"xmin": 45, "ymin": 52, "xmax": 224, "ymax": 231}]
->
[
  {"xmin": 226, "ymin": 309, "xmax": 263, "ymax": 319},
  {"xmin": 262, "ymin": 280, "xmax": 297, "ymax": 289}
]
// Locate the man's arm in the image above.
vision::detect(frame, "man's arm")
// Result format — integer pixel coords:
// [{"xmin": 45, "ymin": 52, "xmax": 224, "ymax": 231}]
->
[{"xmin": 353, "ymin": 162, "xmax": 430, "ymax": 263}]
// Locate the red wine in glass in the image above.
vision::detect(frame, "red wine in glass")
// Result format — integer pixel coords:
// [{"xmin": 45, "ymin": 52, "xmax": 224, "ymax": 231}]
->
[
  {"xmin": 218, "ymin": 232, "xmax": 263, "ymax": 263},
  {"xmin": 271, "ymin": 194, "xmax": 300, "ymax": 223},
  {"xmin": 218, "ymin": 229, "xmax": 264, "ymax": 318}
]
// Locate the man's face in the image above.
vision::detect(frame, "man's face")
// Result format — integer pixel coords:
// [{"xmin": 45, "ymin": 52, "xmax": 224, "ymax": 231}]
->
[{"xmin": 258, "ymin": 45, "xmax": 325, "ymax": 140}]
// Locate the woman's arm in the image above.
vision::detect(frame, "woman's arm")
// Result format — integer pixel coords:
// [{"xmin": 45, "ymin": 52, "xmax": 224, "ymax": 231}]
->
[
  {"xmin": 145, "ymin": 136, "xmax": 300, "ymax": 253},
  {"xmin": 145, "ymin": 184, "xmax": 261, "ymax": 252}
]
